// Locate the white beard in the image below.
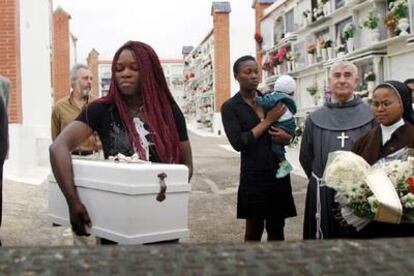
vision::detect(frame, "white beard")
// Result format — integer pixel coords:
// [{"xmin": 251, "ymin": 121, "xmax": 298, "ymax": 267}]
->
[{"xmin": 80, "ymin": 89, "xmax": 91, "ymax": 98}]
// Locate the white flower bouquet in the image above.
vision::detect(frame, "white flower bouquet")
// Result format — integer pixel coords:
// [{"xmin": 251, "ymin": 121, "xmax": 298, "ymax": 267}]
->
[{"xmin": 323, "ymin": 148, "xmax": 414, "ymax": 230}]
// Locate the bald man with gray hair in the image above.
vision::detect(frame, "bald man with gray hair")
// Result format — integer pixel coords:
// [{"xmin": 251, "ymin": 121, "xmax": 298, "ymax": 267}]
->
[{"xmin": 299, "ymin": 60, "xmax": 376, "ymax": 240}]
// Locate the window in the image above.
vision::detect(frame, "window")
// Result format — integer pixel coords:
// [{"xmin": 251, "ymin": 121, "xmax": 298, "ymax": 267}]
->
[
  {"xmin": 162, "ymin": 66, "xmax": 170, "ymax": 75},
  {"xmin": 311, "ymin": 0, "xmax": 318, "ymax": 15},
  {"xmin": 171, "ymin": 77, "xmax": 184, "ymax": 90},
  {"xmin": 356, "ymin": 62, "xmax": 370, "ymax": 91},
  {"xmin": 293, "ymin": 41, "xmax": 306, "ymax": 69},
  {"xmin": 314, "ymin": 28, "xmax": 330, "ymax": 61},
  {"xmin": 171, "ymin": 65, "xmax": 183, "ymax": 75},
  {"xmin": 273, "ymin": 16, "xmax": 284, "ymax": 45},
  {"xmin": 387, "ymin": 0, "xmax": 395, "ymax": 10},
  {"xmin": 335, "ymin": 17, "xmax": 353, "ymax": 45},
  {"xmin": 285, "ymin": 10, "xmax": 295, "ymax": 33},
  {"xmin": 100, "ymin": 78, "xmax": 111, "ymax": 97},
  {"xmin": 315, "ymin": 28, "xmax": 330, "ymax": 40},
  {"xmin": 335, "ymin": 0, "xmax": 345, "ymax": 9}
]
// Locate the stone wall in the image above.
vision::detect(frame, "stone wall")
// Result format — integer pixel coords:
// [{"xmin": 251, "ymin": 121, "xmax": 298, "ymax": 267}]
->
[{"xmin": 1, "ymin": 239, "xmax": 413, "ymax": 274}]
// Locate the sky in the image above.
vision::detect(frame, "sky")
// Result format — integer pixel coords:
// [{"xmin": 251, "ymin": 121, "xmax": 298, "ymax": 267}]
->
[{"xmin": 53, "ymin": 0, "xmax": 257, "ymax": 63}]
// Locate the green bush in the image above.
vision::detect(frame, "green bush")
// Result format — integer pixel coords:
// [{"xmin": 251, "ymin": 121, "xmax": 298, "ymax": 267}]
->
[
  {"xmin": 391, "ymin": 0, "xmax": 408, "ymax": 20},
  {"xmin": 343, "ymin": 24, "xmax": 355, "ymax": 40}
]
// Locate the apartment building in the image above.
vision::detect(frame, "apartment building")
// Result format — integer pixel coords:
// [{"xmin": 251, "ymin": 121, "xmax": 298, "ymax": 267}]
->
[
  {"xmin": 0, "ymin": 0, "xmax": 54, "ymax": 183},
  {"xmin": 255, "ymin": 0, "xmax": 414, "ymax": 119},
  {"xmin": 182, "ymin": 2, "xmax": 231, "ymax": 135}
]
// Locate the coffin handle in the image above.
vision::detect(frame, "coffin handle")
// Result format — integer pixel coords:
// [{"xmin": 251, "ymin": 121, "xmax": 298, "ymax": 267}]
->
[{"xmin": 156, "ymin": 172, "xmax": 167, "ymax": 202}]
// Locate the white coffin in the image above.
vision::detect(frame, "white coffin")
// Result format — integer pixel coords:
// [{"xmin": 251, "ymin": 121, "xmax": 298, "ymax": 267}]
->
[{"xmin": 48, "ymin": 159, "xmax": 190, "ymax": 244}]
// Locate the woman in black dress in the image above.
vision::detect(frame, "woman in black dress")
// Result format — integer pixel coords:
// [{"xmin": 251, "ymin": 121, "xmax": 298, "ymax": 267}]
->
[{"xmin": 221, "ymin": 56, "xmax": 297, "ymax": 241}]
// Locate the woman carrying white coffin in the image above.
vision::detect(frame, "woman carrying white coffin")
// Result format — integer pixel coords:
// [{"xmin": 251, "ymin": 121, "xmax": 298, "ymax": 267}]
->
[{"xmin": 49, "ymin": 41, "xmax": 193, "ymax": 240}]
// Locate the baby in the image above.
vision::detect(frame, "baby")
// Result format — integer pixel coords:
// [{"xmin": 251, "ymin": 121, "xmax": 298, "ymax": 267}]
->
[{"xmin": 256, "ymin": 75, "xmax": 297, "ymax": 178}]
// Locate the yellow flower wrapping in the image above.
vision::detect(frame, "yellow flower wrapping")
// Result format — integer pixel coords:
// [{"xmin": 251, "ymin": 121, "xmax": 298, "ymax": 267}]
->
[{"xmin": 365, "ymin": 169, "xmax": 402, "ymax": 224}]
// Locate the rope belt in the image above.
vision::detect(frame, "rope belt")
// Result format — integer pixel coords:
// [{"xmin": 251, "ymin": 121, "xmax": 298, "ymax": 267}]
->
[{"xmin": 312, "ymin": 172, "xmax": 326, "ymax": 240}]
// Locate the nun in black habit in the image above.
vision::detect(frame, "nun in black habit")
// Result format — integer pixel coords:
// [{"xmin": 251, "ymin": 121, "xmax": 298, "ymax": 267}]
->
[{"xmin": 349, "ymin": 80, "xmax": 414, "ymax": 238}]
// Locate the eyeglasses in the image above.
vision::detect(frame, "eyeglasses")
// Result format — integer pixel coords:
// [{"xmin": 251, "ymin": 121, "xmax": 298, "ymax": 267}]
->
[{"xmin": 370, "ymin": 100, "xmax": 396, "ymax": 109}]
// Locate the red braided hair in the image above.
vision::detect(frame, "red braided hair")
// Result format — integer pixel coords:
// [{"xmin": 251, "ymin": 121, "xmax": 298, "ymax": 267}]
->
[{"xmin": 98, "ymin": 41, "xmax": 182, "ymax": 163}]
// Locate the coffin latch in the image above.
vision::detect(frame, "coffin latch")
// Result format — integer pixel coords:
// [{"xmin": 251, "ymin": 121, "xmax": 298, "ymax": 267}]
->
[{"xmin": 156, "ymin": 172, "xmax": 167, "ymax": 202}]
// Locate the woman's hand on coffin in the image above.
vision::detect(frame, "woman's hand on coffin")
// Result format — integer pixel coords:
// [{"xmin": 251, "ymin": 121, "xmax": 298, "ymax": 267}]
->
[{"xmin": 69, "ymin": 201, "xmax": 92, "ymax": 236}]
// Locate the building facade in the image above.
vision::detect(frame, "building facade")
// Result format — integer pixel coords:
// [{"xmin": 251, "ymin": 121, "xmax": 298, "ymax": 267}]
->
[
  {"xmin": 88, "ymin": 56, "xmax": 185, "ymax": 104},
  {"xmin": 182, "ymin": 32, "xmax": 215, "ymax": 131},
  {"xmin": 1, "ymin": 0, "xmax": 54, "ymax": 183},
  {"xmin": 161, "ymin": 60, "xmax": 186, "ymax": 110},
  {"xmin": 255, "ymin": 0, "xmax": 414, "ymax": 121},
  {"xmin": 182, "ymin": 2, "xmax": 231, "ymax": 135},
  {"xmin": 97, "ymin": 62, "xmax": 111, "ymax": 97},
  {"xmin": 0, "ymin": 1, "xmax": 85, "ymax": 184},
  {"xmin": 53, "ymin": 7, "xmax": 72, "ymax": 102}
]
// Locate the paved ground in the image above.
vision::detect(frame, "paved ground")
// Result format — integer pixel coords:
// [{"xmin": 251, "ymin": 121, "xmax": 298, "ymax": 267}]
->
[
  {"xmin": 187, "ymin": 131, "xmax": 306, "ymax": 243},
  {"xmin": 3, "ymin": 131, "xmax": 414, "ymax": 275},
  {"xmin": 0, "ymin": 130, "xmax": 307, "ymax": 246}
]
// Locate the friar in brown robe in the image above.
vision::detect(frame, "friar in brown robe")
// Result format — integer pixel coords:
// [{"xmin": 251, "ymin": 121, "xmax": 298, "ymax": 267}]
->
[
  {"xmin": 300, "ymin": 95, "xmax": 375, "ymax": 239},
  {"xmin": 301, "ymin": 61, "xmax": 379, "ymax": 240}
]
